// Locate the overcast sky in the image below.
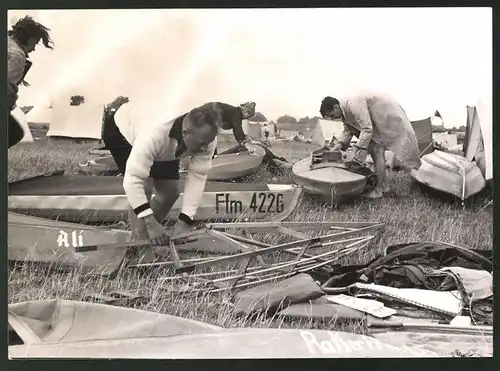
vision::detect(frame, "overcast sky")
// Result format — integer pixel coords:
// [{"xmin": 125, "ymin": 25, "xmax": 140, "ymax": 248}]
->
[{"xmin": 8, "ymin": 8, "xmax": 492, "ymax": 128}]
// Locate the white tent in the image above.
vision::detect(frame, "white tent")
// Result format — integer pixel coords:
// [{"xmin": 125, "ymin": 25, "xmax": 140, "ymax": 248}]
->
[
  {"xmin": 432, "ymin": 132, "xmax": 458, "ymax": 148},
  {"xmin": 465, "ymin": 98, "xmax": 492, "ymax": 181},
  {"xmin": 217, "ymin": 119, "xmax": 250, "ymax": 142},
  {"xmin": 312, "ymin": 119, "xmax": 344, "ymax": 147},
  {"xmin": 10, "ymin": 107, "xmax": 34, "ymax": 143},
  {"xmin": 430, "ymin": 111, "xmax": 444, "ymax": 127},
  {"xmin": 25, "ymin": 106, "xmax": 52, "ymax": 126},
  {"xmin": 46, "ymin": 104, "xmax": 105, "ymax": 140},
  {"xmin": 247, "ymin": 121, "xmax": 262, "ymax": 139}
]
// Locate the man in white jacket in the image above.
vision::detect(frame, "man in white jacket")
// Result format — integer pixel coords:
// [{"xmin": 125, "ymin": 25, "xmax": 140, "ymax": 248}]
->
[
  {"xmin": 319, "ymin": 93, "xmax": 421, "ymax": 199},
  {"xmin": 102, "ymin": 100, "xmax": 221, "ymax": 259}
]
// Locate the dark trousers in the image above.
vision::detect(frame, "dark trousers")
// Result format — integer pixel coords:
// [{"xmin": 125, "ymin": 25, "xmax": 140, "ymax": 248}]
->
[{"xmin": 9, "ymin": 114, "xmax": 24, "ymax": 148}]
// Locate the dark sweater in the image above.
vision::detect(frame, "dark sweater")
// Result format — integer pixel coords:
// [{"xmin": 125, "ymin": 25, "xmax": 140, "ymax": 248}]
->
[{"xmin": 215, "ymin": 102, "xmax": 246, "ymax": 143}]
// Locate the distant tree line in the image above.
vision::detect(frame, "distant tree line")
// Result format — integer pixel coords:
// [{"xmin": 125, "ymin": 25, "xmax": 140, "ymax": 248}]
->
[
  {"xmin": 432, "ymin": 124, "xmax": 466, "ymax": 133},
  {"xmin": 248, "ymin": 112, "xmax": 267, "ymax": 122},
  {"xmin": 276, "ymin": 115, "xmax": 322, "ymax": 126}
]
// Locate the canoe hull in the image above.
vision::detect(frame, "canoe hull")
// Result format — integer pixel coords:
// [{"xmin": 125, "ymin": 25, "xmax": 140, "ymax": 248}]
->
[
  {"xmin": 411, "ymin": 150, "xmax": 486, "ymax": 200},
  {"xmin": 8, "ymin": 328, "xmax": 438, "ymax": 358},
  {"xmin": 208, "ymin": 144, "xmax": 266, "ymax": 180},
  {"xmin": 8, "ymin": 212, "xmax": 129, "ymax": 275},
  {"xmin": 8, "ymin": 174, "xmax": 301, "ymax": 223},
  {"xmin": 80, "ymin": 144, "xmax": 266, "ymax": 180},
  {"xmin": 292, "ymin": 157, "xmax": 367, "ymax": 204}
]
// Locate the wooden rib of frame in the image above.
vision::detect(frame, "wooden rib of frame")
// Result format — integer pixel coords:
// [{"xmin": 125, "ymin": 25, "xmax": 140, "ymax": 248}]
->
[{"xmin": 75, "ymin": 221, "xmax": 385, "ymax": 293}]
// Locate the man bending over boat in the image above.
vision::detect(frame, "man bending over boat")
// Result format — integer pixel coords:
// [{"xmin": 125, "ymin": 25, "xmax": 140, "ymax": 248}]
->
[
  {"xmin": 319, "ymin": 93, "xmax": 421, "ymax": 199},
  {"xmin": 212, "ymin": 101, "xmax": 256, "ymax": 155},
  {"xmin": 101, "ymin": 100, "xmax": 221, "ymax": 259}
]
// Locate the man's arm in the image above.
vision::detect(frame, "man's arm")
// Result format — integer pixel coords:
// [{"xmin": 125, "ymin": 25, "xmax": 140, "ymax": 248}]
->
[
  {"xmin": 337, "ymin": 125, "xmax": 354, "ymax": 149},
  {"xmin": 232, "ymin": 122, "xmax": 247, "ymax": 143},
  {"xmin": 349, "ymin": 97, "xmax": 373, "ymax": 152},
  {"xmin": 122, "ymin": 133, "xmax": 162, "ymax": 219},
  {"xmin": 179, "ymin": 138, "xmax": 217, "ymax": 224}
]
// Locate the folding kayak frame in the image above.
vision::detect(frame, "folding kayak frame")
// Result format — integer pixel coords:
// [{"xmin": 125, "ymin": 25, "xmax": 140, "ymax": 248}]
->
[{"xmin": 74, "ymin": 221, "xmax": 385, "ymax": 292}]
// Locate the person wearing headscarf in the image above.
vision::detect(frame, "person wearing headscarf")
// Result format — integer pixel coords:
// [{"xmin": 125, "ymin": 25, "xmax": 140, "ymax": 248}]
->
[
  {"xmin": 319, "ymin": 93, "xmax": 421, "ymax": 199},
  {"xmin": 8, "ymin": 16, "xmax": 54, "ymax": 147}
]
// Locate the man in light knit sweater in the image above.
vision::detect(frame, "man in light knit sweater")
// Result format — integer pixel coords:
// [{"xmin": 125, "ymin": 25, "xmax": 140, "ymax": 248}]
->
[
  {"xmin": 101, "ymin": 100, "xmax": 221, "ymax": 257},
  {"xmin": 319, "ymin": 93, "xmax": 421, "ymax": 199}
]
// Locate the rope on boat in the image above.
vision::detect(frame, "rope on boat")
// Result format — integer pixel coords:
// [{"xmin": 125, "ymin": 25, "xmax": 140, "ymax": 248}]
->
[{"xmin": 330, "ymin": 184, "xmax": 338, "ymax": 208}]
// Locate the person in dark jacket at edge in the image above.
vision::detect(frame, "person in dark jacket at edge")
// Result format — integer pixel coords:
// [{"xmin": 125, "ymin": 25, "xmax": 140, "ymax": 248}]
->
[{"xmin": 8, "ymin": 16, "xmax": 54, "ymax": 148}]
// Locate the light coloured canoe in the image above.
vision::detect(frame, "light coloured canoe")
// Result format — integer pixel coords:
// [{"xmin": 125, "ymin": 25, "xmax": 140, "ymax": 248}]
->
[
  {"xmin": 410, "ymin": 150, "xmax": 486, "ymax": 201},
  {"xmin": 208, "ymin": 143, "xmax": 266, "ymax": 180},
  {"xmin": 292, "ymin": 154, "xmax": 367, "ymax": 205},
  {"xmin": 80, "ymin": 143, "xmax": 266, "ymax": 180},
  {"xmin": 8, "ymin": 173, "xmax": 301, "ymax": 223},
  {"xmin": 8, "ymin": 299, "xmax": 438, "ymax": 358}
]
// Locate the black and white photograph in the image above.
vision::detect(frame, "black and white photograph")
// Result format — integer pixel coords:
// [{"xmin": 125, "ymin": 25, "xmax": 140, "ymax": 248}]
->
[{"xmin": 7, "ymin": 7, "xmax": 493, "ymax": 359}]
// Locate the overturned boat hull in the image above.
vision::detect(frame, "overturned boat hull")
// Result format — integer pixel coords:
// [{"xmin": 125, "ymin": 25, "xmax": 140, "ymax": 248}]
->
[
  {"xmin": 80, "ymin": 144, "xmax": 266, "ymax": 180},
  {"xmin": 209, "ymin": 143, "xmax": 266, "ymax": 180},
  {"xmin": 292, "ymin": 156, "xmax": 367, "ymax": 205},
  {"xmin": 9, "ymin": 328, "xmax": 438, "ymax": 358},
  {"xmin": 410, "ymin": 150, "xmax": 486, "ymax": 201},
  {"xmin": 8, "ymin": 212, "xmax": 129, "ymax": 276},
  {"xmin": 8, "ymin": 212, "xmax": 248, "ymax": 268},
  {"xmin": 8, "ymin": 173, "xmax": 301, "ymax": 223},
  {"xmin": 8, "ymin": 299, "xmax": 438, "ymax": 358}
]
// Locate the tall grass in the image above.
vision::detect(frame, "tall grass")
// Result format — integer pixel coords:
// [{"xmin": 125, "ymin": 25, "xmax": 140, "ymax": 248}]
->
[{"xmin": 7, "ymin": 135, "xmax": 493, "ymax": 349}]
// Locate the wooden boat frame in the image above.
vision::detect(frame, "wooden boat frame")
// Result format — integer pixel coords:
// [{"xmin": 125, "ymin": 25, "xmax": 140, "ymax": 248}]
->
[{"xmin": 74, "ymin": 220, "xmax": 385, "ymax": 292}]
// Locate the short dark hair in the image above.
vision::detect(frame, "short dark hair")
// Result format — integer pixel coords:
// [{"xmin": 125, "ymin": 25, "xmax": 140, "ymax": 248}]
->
[
  {"xmin": 320, "ymin": 96, "xmax": 340, "ymax": 117},
  {"xmin": 8, "ymin": 16, "xmax": 54, "ymax": 49},
  {"xmin": 187, "ymin": 102, "xmax": 222, "ymax": 135}
]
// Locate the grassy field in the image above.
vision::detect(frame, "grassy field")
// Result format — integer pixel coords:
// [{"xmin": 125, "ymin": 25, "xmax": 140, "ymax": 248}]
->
[{"xmin": 7, "ymin": 134, "xmax": 493, "ymax": 345}]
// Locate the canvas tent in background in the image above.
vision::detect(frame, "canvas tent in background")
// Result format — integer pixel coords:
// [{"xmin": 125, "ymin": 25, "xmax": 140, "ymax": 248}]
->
[
  {"xmin": 10, "ymin": 107, "xmax": 34, "ymax": 143},
  {"xmin": 431, "ymin": 110, "xmax": 444, "ymax": 127},
  {"xmin": 217, "ymin": 119, "xmax": 249, "ymax": 143},
  {"xmin": 46, "ymin": 104, "xmax": 105, "ymax": 140},
  {"xmin": 465, "ymin": 98, "xmax": 492, "ymax": 182},
  {"xmin": 433, "ymin": 132, "xmax": 458, "ymax": 148},
  {"xmin": 410, "ymin": 117, "xmax": 434, "ymax": 157},
  {"xmin": 312, "ymin": 119, "xmax": 344, "ymax": 147},
  {"xmin": 247, "ymin": 121, "xmax": 262, "ymax": 139},
  {"xmin": 25, "ymin": 106, "xmax": 52, "ymax": 127},
  {"xmin": 217, "ymin": 121, "xmax": 272, "ymax": 142}
]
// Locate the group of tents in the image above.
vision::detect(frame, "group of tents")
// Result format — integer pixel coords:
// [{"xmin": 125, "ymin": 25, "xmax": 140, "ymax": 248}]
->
[
  {"xmin": 13, "ymin": 103, "xmax": 277, "ymax": 143},
  {"xmin": 12, "ymin": 99, "xmax": 492, "ymax": 185}
]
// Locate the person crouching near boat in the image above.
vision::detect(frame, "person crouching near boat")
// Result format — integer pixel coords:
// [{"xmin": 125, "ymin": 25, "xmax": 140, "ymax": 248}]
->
[
  {"xmin": 319, "ymin": 93, "xmax": 421, "ymax": 199},
  {"xmin": 101, "ymin": 100, "xmax": 221, "ymax": 261},
  {"xmin": 212, "ymin": 101, "xmax": 256, "ymax": 156}
]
